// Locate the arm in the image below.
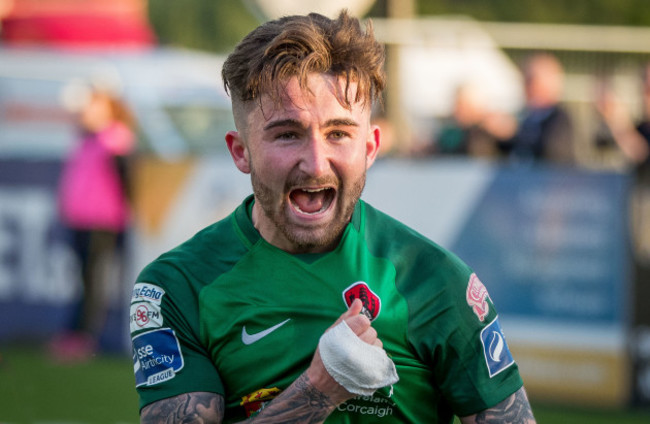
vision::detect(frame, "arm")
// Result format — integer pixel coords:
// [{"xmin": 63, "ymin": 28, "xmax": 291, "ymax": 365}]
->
[
  {"xmin": 140, "ymin": 373, "xmax": 337, "ymax": 424},
  {"xmin": 140, "ymin": 372, "xmax": 337, "ymax": 424},
  {"xmin": 460, "ymin": 386, "xmax": 536, "ymax": 424},
  {"xmin": 141, "ymin": 299, "xmax": 379, "ymax": 424},
  {"xmin": 597, "ymin": 88, "xmax": 650, "ymax": 164},
  {"xmin": 141, "ymin": 392, "xmax": 223, "ymax": 423}
]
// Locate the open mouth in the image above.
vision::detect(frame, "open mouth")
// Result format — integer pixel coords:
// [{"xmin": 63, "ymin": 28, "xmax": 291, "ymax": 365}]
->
[{"xmin": 289, "ymin": 187, "xmax": 336, "ymax": 215}]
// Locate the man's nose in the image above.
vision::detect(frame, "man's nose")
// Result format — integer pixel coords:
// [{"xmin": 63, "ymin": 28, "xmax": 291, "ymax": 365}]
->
[{"xmin": 299, "ymin": 135, "xmax": 331, "ymax": 177}]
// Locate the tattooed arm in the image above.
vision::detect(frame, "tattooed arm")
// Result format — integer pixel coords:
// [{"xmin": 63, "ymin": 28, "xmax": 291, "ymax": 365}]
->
[
  {"xmin": 460, "ymin": 387, "xmax": 536, "ymax": 424},
  {"xmin": 238, "ymin": 373, "xmax": 337, "ymax": 423},
  {"xmin": 141, "ymin": 392, "xmax": 223, "ymax": 423},
  {"xmin": 140, "ymin": 300, "xmax": 376, "ymax": 423},
  {"xmin": 140, "ymin": 373, "xmax": 337, "ymax": 424}
]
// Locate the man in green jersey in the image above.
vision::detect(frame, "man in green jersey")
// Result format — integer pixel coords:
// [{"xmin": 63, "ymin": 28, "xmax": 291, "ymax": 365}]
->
[{"xmin": 131, "ymin": 10, "xmax": 536, "ymax": 423}]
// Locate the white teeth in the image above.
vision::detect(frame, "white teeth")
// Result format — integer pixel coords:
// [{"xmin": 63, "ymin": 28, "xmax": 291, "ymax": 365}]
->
[
  {"xmin": 293, "ymin": 203, "xmax": 326, "ymax": 215},
  {"xmin": 291, "ymin": 187, "xmax": 332, "ymax": 215}
]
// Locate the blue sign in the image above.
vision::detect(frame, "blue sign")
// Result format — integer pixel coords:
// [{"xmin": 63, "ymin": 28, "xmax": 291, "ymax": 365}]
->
[
  {"xmin": 451, "ymin": 164, "xmax": 631, "ymax": 325},
  {"xmin": 0, "ymin": 159, "xmax": 128, "ymax": 351}
]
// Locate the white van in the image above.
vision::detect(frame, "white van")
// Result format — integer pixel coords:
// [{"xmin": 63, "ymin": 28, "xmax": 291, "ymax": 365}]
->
[{"xmin": 0, "ymin": 46, "xmax": 235, "ymax": 159}]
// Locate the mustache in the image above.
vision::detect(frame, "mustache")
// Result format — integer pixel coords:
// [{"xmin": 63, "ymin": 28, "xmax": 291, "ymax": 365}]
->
[{"xmin": 284, "ymin": 174, "xmax": 339, "ymax": 191}]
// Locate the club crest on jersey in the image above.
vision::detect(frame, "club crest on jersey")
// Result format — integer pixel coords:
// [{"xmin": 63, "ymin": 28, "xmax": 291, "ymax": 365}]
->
[
  {"xmin": 466, "ymin": 273, "xmax": 490, "ymax": 322},
  {"xmin": 343, "ymin": 281, "xmax": 381, "ymax": 321}
]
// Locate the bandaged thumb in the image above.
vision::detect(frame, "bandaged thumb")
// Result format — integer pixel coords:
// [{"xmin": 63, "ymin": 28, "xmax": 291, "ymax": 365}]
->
[{"xmin": 318, "ymin": 320, "xmax": 399, "ymax": 396}]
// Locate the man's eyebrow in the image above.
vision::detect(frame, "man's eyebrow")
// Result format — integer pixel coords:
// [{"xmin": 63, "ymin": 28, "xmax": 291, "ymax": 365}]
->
[
  {"xmin": 263, "ymin": 119, "xmax": 304, "ymax": 131},
  {"xmin": 263, "ymin": 118, "xmax": 359, "ymax": 131},
  {"xmin": 324, "ymin": 118, "xmax": 359, "ymax": 128}
]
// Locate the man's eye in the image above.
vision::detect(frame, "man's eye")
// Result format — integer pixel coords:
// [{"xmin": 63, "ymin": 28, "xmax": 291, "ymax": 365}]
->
[
  {"xmin": 276, "ymin": 132, "xmax": 298, "ymax": 140},
  {"xmin": 329, "ymin": 130, "xmax": 348, "ymax": 139}
]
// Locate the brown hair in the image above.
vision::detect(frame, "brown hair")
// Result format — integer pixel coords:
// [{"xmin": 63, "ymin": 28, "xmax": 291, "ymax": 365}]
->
[
  {"xmin": 105, "ymin": 92, "xmax": 135, "ymax": 129},
  {"xmin": 222, "ymin": 10, "xmax": 385, "ymax": 110}
]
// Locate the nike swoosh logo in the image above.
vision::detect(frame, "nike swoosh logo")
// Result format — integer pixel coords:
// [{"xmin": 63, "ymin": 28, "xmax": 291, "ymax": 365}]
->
[{"xmin": 242, "ymin": 318, "xmax": 291, "ymax": 345}]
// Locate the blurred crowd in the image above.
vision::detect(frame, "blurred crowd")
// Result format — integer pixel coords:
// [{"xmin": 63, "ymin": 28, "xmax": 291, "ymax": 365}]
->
[
  {"xmin": 390, "ymin": 52, "xmax": 650, "ymax": 270},
  {"xmin": 394, "ymin": 52, "xmax": 650, "ymax": 176}
]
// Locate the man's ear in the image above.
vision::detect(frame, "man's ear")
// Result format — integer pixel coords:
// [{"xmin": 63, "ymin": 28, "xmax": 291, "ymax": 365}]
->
[
  {"xmin": 225, "ymin": 131, "xmax": 251, "ymax": 174},
  {"xmin": 365, "ymin": 125, "xmax": 381, "ymax": 170}
]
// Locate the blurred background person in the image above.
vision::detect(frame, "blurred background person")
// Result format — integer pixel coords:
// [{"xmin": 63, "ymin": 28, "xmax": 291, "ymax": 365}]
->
[
  {"xmin": 52, "ymin": 85, "xmax": 136, "ymax": 361},
  {"xmin": 595, "ymin": 64, "xmax": 650, "ymax": 168},
  {"xmin": 502, "ymin": 53, "xmax": 575, "ymax": 164},
  {"xmin": 428, "ymin": 82, "xmax": 516, "ymax": 158},
  {"xmin": 596, "ymin": 63, "xmax": 650, "ymax": 264}
]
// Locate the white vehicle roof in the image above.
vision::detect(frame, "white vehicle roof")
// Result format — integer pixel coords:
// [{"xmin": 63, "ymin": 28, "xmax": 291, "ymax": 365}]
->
[{"xmin": 0, "ymin": 46, "xmax": 234, "ymax": 159}]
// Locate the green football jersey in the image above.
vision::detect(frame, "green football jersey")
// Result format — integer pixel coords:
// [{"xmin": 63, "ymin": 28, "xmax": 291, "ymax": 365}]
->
[{"xmin": 130, "ymin": 195, "xmax": 523, "ymax": 423}]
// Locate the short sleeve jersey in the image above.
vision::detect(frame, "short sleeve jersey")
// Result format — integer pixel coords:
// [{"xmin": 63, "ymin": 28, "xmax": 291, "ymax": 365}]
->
[{"xmin": 130, "ymin": 196, "xmax": 523, "ymax": 423}]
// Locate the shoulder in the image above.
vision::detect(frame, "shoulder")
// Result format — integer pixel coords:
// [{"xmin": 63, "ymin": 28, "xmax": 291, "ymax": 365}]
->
[
  {"xmin": 136, "ymin": 211, "xmax": 247, "ymax": 300},
  {"xmin": 360, "ymin": 200, "xmax": 469, "ymax": 274},
  {"xmin": 358, "ymin": 201, "xmax": 474, "ymax": 314},
  {"xmin": 360, "ymin": 200, "xmax": 430, "ymax": 244},
  {"xmin": 360, "ymin": 200, "xmax": 480, "ymax": 309},
  {"xmin": 548, "ymin": 105, "xmax": 573, "ymax": 126}
]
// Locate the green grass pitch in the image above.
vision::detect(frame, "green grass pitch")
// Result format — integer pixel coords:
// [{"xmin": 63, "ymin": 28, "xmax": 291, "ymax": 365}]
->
[{"xmin": 1, "ymin": 345, "xmax": 649, "ymax": 424}]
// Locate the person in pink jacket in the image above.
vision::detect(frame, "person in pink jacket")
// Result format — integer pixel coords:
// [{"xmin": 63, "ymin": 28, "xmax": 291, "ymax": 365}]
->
[{"xmin": 53, "ymin": 87, "xmax": 136, "ymax": 361}]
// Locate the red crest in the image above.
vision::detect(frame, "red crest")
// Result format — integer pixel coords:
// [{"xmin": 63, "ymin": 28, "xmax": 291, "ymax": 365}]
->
[
  {"xmin": 466, "ymin": 273, "xmax": 490, "ymax": 321},
  {"xmin": 343, "ymin": 282, "xmax": 381, "ymax": 321}
]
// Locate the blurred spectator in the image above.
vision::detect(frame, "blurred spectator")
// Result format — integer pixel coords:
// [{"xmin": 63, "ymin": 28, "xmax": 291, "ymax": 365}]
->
[
  {"xmin": 596, "ymin": 65, "xmax": 650, "ymax": 168},
  {"xmin": 502, "ymin": 53, "xmax": 575, "ymax": 164},
  {"xmin": 429, "ymin": 83, "xmax": 516, "ymax": 158},
  {"xmin": 596, "ymin": 63, "xmax": 650, "ymax": 264},
  {"xmin": 51, "ymin": 86, "xmax": 136, "ymax": 361}
]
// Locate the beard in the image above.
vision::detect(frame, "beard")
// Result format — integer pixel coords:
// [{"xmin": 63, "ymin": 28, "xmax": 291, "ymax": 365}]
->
[{"xmin": 250, "ymin": 166, "xmax": 366, "ymax": 253}]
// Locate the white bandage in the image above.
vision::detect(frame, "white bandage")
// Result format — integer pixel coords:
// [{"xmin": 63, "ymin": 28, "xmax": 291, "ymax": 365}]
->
[{"xmin": 318, "ymin": 320, "xmax": 399, "ymax": 396}]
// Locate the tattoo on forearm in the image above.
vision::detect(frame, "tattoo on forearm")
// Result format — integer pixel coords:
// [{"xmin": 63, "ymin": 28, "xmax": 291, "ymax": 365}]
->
[
  {"xmin": 141, "ymin": 392, "xmax": 223, "ymax": 424},
  {"xmin": 474, "ymin": 387, "xmax": 536, "ymax": 424},
  {"xmin": 245, "ymin": 373, "xmax": 335, "ymax": 423},
  {"xmin": 139, "ymin": 373, "xmax": 336, "ymax": 424},
  {"xmin": 295, "ymin": 373, "xmax": 336, "ymax": 411}
]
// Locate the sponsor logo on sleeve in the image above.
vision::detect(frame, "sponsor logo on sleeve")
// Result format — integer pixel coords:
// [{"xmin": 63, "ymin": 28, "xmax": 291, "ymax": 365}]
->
[
  {"xmin": 342, "ymin": 281, "xmax": 381, "ymax": 321},
  {"xmin": 466, "ymin": 273, "xmax": 490, "ymax": 322},
  {"xmin": 131, "ymin": 283, "xmax": 166, "ymax": 305},
  {"xmin": 480, "ymin": 316, "xmax": 515, "ymax": 378},
  {"xmin": 130, "ymin": 301, "xmax": 164, "ymax": 332},
  {"xmin": 132, "ymin": 328, "xmax": 184, "ymax": 387}
]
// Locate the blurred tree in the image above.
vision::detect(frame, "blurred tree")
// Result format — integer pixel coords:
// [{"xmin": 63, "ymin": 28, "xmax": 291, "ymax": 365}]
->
[
  {"xmin": 148, "ymin": 0, "xmax": 650, "ymax": 52},
  {"xmin": 148, "ymin": 0, "xmax": 258, "ymax": 52},
  {"xmin": 416, "ymin": 0, "xmax": 650, "ymax": 26}
]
